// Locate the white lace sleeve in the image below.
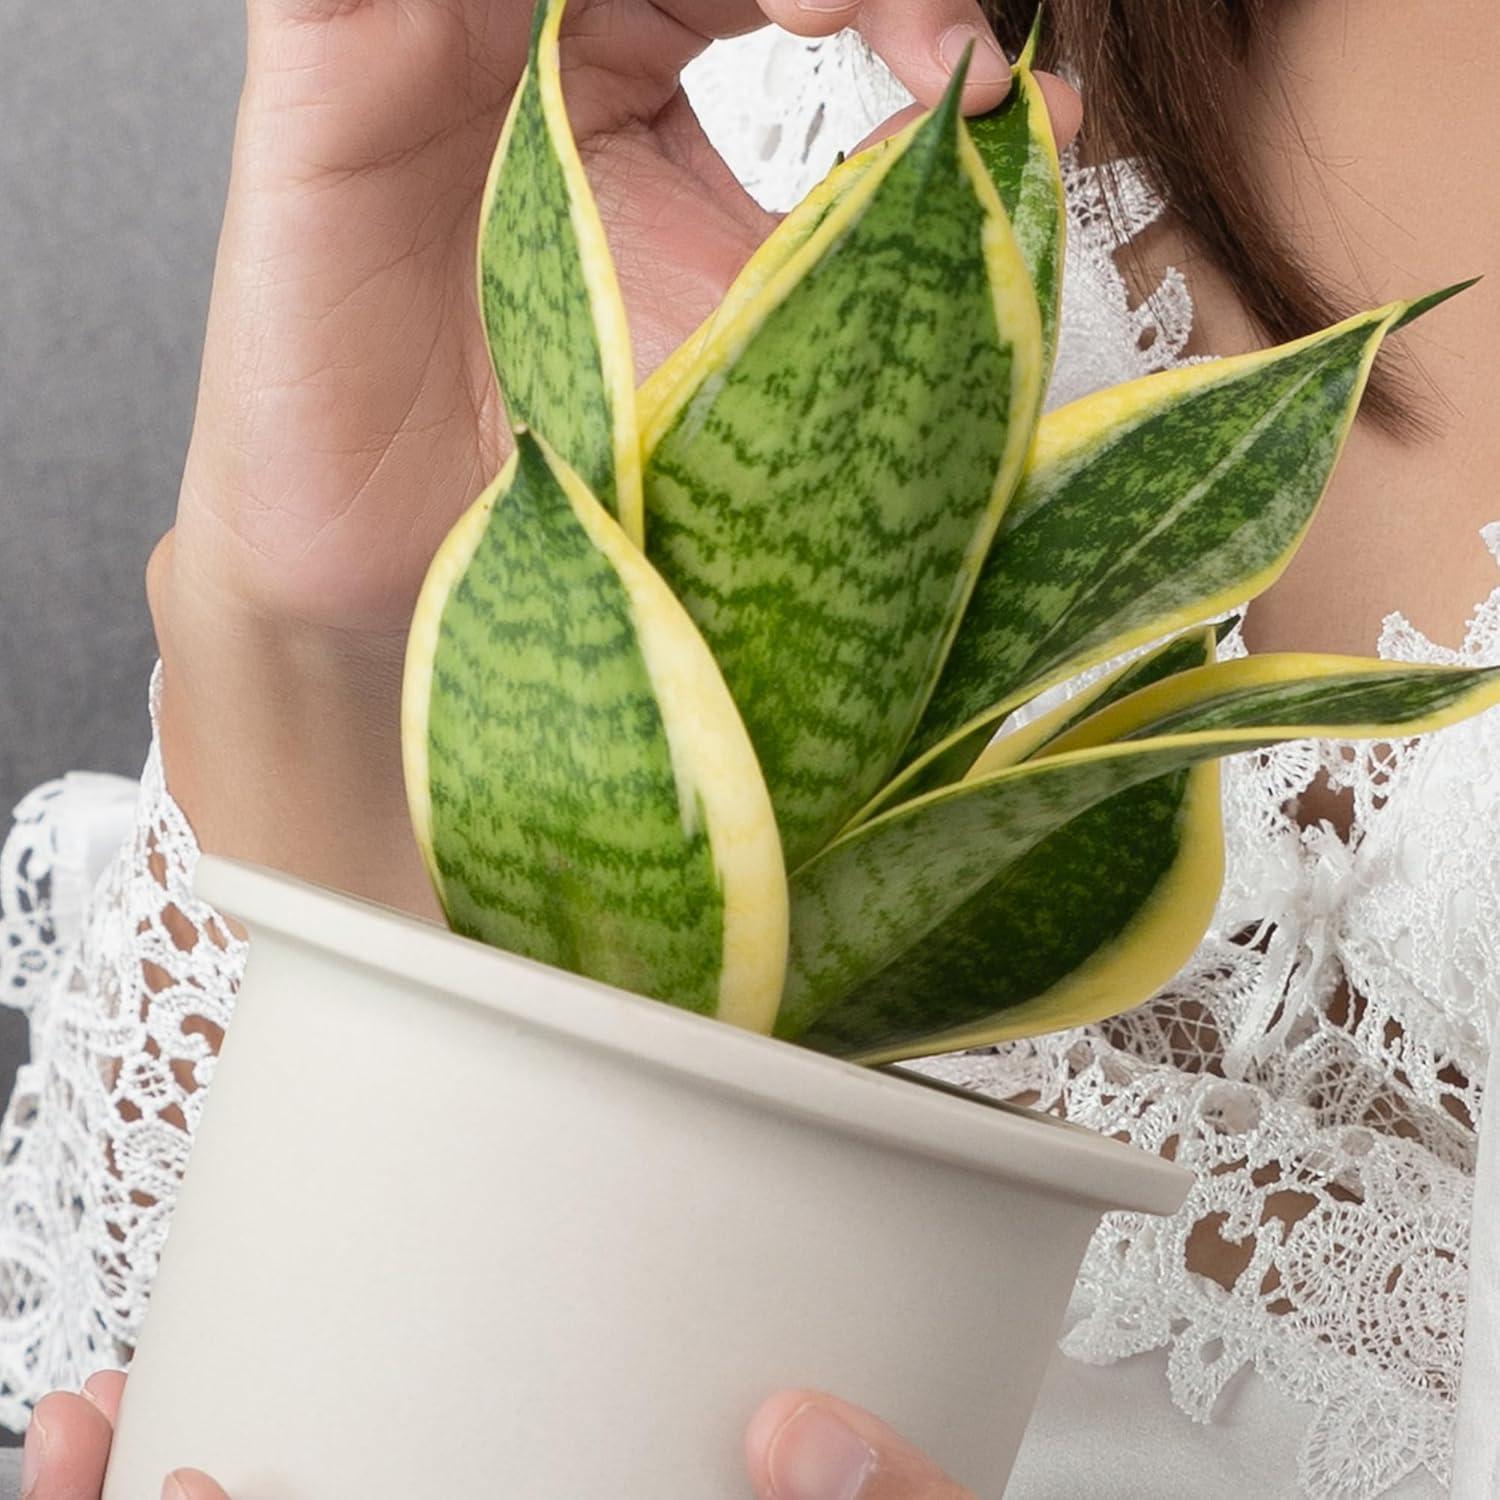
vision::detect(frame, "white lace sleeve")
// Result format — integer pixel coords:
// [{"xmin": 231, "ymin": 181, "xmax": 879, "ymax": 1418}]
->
[{"xmin": 0, "ymin": 667, "xmax": 245, "ymax": 1426}]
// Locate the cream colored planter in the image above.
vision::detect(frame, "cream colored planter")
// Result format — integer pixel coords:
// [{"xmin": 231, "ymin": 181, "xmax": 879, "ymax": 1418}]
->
[{"xmin": 103, "ymin": 857, "xmax": 1187, "ymax": 1499}]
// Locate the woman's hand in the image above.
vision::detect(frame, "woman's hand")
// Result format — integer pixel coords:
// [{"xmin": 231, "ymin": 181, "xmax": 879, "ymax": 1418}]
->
[
  {"xmin": 746, "ymin": 1391, "xmax": 977, "ymax": 1498},
  {"xmin": 18, "ymin": 1374, "xmax": 225, "ymax": 1500},
  {"xmin": 151, "ymin": 0, "xmax": 1081, "ymax": 915},
  {"xmin": 21, "ymin": 1378, "xmax": 972, "ymax": 1498}
]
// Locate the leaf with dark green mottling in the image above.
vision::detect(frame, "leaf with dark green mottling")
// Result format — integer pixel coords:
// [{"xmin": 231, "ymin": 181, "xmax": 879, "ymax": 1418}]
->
[
  {"xmin": 642, "ymin": 71, "xmax": 1044, "ymax": 869},
  {"xmin": 781, "ymin": 655, "xmax": 1500, "ymax": 1060},
  {"xmin": 968, "ymin": 14, "xmax": 1066, "ymax": 378},
  {"xmin": 795, "ymin": 629, "xmax": 1223, "ymax": 1062},
  {"xmin": 880, "ymin": 294, "xmax": 1455, "ymax": 814},
  {"xmin": 476, "ymin": 0, "xmax": 641, "ymax": 536},
  {"xmin": 406, "ymin": 432, "xmax": 786, "ymax": 1030},
  {"xmin": 877, "ymin": 621, "xmax": 1231, "ymax": 810}
]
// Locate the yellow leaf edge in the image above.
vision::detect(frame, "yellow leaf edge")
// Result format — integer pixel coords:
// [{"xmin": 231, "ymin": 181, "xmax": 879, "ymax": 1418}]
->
[
  {"xmin": 402, "ymin": 438, "xmax": 790, "ymax": 1034},
  {"xmin": 636, "ymin": 138, "xmax": 898, "ymax": 433},
  {"xmin": 476, "ymin": 0, "xmax": 644, "ymax": 544},
  {"xmin": 848, "ymin": 761, "xmax": 1225, "ymax": 1066},
  {"xmin": 835, "ymin": 650, "xmax": 1500, "ymax": 1062},
  {"xmin": 637, "ymin": 101, "xmax": 1044, "ymax": 485},
  {"xmin": 855, "ymin": 297, "xmax": 1410, "ymax": 827},
  {"xmin": 402, "ymin": 456, "xmax": 518, "ymax": 901}
]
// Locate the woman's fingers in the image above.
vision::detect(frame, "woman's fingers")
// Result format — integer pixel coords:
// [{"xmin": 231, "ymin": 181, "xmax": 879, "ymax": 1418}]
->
[
  {"xmin": 1034, "ymin": 70, "xmax": 1085, "ymax": 151},
  {"xmin": 754, "ymin": 0, "xmax": 1010, "ymax": 109},
  {"xmin": 744, "ymin": 1391, "xmax": 976, "ymax": 1499},
  {"xmin": 162, "ymin": 1469, "xmax": 233, "ymax": 1500},
  {"xmin": 21, "ymin": 1391, "xmax": 116, "ymax": 1499},
  {"xmin": 752, "ymin": 0, "xmax": 1084, "ymax": 149},
  {"xmin": 80, "ymin": 1369, "xmax": 128, "ymax": 1426}
]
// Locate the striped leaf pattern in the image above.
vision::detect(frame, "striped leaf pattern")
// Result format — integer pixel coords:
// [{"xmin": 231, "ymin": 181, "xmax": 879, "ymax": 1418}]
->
[
  {"xmin": 782, "ymin": 658, "xmax": 1500, "ymax": 1060},
  {"xmin": 792, "ymin": 631, "xmax": 1227, "ymax": 1062},
  {"xmin": 887, "ymin": 294, "xmax": 1455, "ymax": 806},
  {"xmin": 871, "ymin": 623, "xmax": 1235, "ymax": 814},
  {"xmin": 968, "ymin": 15, "xmax": 1066, "ymax": 378},
  {"xmin": 406, "ymin": 432, "xmax": 786, "ymax": 1030},
  {"xmin": 476, "ymin": 0, "xmax": 641, "ymax": 538},
  {"xmin": 637, "ymin": 140, "xmax": 897, "ymax": 436},
  {"xmin": 643, "ymin": 69, "xmax": 1044, "ymax": 869},
  {"xmin": 405, "ymin": 0, "xmax": 1489, "ymax": 1057},
  {"xmin": 971, "ymin": 626, "xmax": 1229, "ymax": 775}
]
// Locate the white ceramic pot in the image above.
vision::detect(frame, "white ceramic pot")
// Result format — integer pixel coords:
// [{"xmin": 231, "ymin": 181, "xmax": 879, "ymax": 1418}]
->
[{"xmin": 103, "ymin": 857, "xmax": 1187, "ymax": 1499}]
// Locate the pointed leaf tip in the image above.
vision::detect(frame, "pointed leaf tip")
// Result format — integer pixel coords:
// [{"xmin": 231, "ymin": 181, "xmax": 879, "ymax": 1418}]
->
[
  {"xmin": 476, "ymin": 0, "xmax": 640, "ymax": 539},
  {"xmin": 1390, "ymin": 277, "xmax": 1482, "ymax": 334},
  {"xmin": 937, "ymin": 41, "xmax": 973, "ymax": 124},
  {"xmin": 642, "ymin": 46, "xmax": 1042, "ymax": 870},
  {"xmin": 1019, "ymin": 6, "xmax": 1044, "ymax": 68}
]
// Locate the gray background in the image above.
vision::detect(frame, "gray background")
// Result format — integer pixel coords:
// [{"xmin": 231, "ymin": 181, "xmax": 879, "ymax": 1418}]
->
[{"xmin": 0, "ymin": 3, "xmax": 244, "ymax": 1107}]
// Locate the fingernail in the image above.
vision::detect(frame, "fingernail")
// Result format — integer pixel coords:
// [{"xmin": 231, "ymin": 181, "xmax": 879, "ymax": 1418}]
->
[
  {"xmin": 796, "ymin": 0, "xmax": 857, "ymax": 13},
  {"xmin": 938, "ymin": 24, "xmax": 1010, "ymax": 87},
  {"xmin": 162, "ymin": 1474, "xmax": 192, "ymax": 1500},
  {"xmin": 20, "ymin": 1408, "xmax": 47, "ymax": 1499},
  {"xmin": 767, "ymin": 1402, "xmax": 877, "ymax": 1500}
]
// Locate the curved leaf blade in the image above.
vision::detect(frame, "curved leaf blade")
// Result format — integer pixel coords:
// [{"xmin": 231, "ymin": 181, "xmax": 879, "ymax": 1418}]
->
[
  {"xmin": 875, "ymin": 621, "xmax": 1226, "ymax": 811},
  {"xmin": 643, "ymin": 75, "xmax": 1045, "ymax": 868},
  {"xmin": 971, "ymin": 625, "xmax": 1229, "ymax": 775},
  {"xmin": 891, "ymin": 293, "xmax": 1458, "ymax": 801},
  {"xmin": 477, "ymin": 0, "xmax": 641, "ymax": 539},
  {"xmin": 403, "ymin": 432, "xmax": 787, "ymax": 1030},
  {"xmin": 968, "ymin": 16, "xmax": 1066, "ymax": 379},
  {"xmin": 802, "ymin": 768, "xmax": 1224, "ymax": 1064},
  {"xmin": 780, "ymin": 655, "xmax": 1500, "ymax": 1057},
  {"xmin": 798, "ymin": 629, "xmax": 1225, "ymax": 1063},
  {"xmin": 637, "ymin": 139, "xmax": 897, "ymax": 435}
]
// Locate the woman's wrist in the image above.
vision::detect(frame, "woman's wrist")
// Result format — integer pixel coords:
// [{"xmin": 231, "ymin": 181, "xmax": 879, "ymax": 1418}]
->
[{"xmin": 149, "ymin": 536, "xmax": 440, "ymax": 920}]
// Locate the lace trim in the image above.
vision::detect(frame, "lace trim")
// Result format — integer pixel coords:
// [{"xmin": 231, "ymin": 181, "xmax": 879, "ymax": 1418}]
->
[
  {"xmin": 683, "ymin": 31, "xmax": 912, "ymax": 214},
  {"xmin": 0, "ymin": 669, "xmax": 246, "ymax": 1428}
]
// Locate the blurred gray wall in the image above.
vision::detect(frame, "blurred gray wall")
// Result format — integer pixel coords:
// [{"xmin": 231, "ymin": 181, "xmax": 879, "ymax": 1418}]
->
[{"xmin": 0, "ymin": 3, "xmax": 245, "ymax": 1131}]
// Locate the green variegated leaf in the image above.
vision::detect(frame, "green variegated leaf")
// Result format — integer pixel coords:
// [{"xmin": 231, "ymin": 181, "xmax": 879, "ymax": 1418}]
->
[
  {"xmin": 978, "ymin": 625, "xmax": 1229, "ymax": 772},
  {"xmin": 779, "ymin": 654, "xmax": 1500, "ymax": 1061},
  {"xmin": 642, "ymin": 71, "xmax": 1045, "ymax": 869},
  {"xmin": 402, "ymin": 431, "xmax": 787, "ymax": 1030},
  {"xmin": 880, "ymin": 285, "xmax": 1474, "ymax": 816},
  {"xmin": 876, "ymin": 619, "xmax": 1227, "ymax": 808},
  {"xmin": 477, "ymin": 0, "xmax": 641, "ymax": 538},
  {"xmin": 793, "ymin": 629, "xmax": 1224, "ymax": 1064},
  {"xmin": 637, "ymin": 139, "xmax": 897, "ymax": 435},
  {"xmin": 968, "ymin": 13, "xmax": 1066, "ymax": 379}
]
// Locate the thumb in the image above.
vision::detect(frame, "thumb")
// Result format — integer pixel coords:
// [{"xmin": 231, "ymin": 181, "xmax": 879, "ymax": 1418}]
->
[
  {"xmin": 745, "ymin": 1391, "xmax": 975, "ymax": 1499},
  {"xmin": 163, "ymin": 1469, "xmax": 233, "ymax": 1500}
]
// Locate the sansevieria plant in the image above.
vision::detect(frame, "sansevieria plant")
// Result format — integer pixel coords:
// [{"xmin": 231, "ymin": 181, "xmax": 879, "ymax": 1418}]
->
[{"xmin": 402, "ymin": 0, "xmax": 1495, "ymax": 1067}]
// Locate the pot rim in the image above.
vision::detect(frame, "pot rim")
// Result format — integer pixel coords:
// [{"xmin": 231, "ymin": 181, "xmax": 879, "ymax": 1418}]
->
[{"xmin": 198, "ymin": 856, "xmax": 1189, "ymax": 1218}]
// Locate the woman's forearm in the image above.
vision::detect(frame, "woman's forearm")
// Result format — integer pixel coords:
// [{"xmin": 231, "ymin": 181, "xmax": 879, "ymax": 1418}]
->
[{"xmin": 151, "ymin": 543, "xmax": 440, "ymax": 920}]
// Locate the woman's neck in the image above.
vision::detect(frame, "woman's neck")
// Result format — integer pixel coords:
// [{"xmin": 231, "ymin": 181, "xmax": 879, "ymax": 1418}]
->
[{"xmin": 1148, "ymin": 0, "xmax": 1500, "ymax": 657}]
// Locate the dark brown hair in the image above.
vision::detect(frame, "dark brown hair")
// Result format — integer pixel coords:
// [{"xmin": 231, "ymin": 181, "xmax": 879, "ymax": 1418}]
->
[{"xmin": 982, "ymin": 0, "xmax": 1418, "ymax": 435}]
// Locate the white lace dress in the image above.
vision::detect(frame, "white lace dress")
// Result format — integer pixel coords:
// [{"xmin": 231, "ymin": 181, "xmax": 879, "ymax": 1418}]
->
[{"xmin": 1, "ymin": 30, "xmax": 1497, "ymax": 1500}]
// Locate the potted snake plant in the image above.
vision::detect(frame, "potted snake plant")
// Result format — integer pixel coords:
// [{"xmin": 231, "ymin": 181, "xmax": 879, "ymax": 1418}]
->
[{"xmin": 102, "ymin": 4, "xmax": 1494, "ymax": 1496}]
